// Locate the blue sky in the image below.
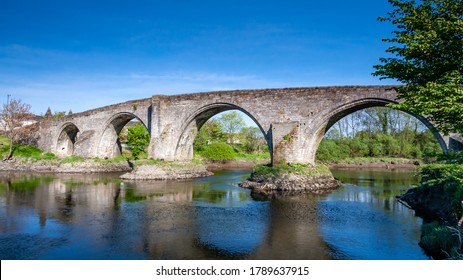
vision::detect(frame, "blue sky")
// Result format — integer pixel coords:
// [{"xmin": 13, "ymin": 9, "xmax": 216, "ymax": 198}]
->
[{"xmin": 0, "ymin": 0, "xmax": 396, "ymax": 115}]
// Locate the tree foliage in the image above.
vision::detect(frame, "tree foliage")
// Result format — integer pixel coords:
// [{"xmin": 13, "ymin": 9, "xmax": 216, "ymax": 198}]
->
[
  {"xmin": 373, "ymin": 0, "xmax": 463, "ymax": 134},
  {"xmin": 194, "ymin": 120, "xmax": 225, "ymax": 152},
  {"xmin": 126, "ymin": 123, "xmax": 150, "ymax": 159},
  {"xmin": 218, "ymin": 111, "xmax": 245, "ymax": 144},
  {"xmin": 193, "ymin": 111, "xmax": 269, "ymax": 160},
  {"xmin": 317, "ymin": 107, "xmax": 442, "ymax": 161}
]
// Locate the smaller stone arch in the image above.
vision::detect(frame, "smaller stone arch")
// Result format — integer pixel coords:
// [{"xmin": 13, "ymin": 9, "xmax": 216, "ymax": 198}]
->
[
  {"xmin": 174, "ymin": 103, "xmax": 269, "ymax": 161},
  {"xmin": 97, "ymin": 112, "xmax": 149, "ymax": 158},
  {"xmin": 56, "ymin": 123, "xmax": 80, "ymax": 157}
]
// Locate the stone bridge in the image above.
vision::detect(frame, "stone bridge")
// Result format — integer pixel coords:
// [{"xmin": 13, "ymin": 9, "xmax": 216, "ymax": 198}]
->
[{"xmin": 37, "ymin": 86, "xmax": 460, "ymax": 164}]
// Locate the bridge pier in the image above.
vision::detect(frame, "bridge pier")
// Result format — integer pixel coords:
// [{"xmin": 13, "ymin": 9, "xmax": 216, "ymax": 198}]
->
[{"xmin": 270, "ymin": 122, "xmax": 327, "ymax": 165}]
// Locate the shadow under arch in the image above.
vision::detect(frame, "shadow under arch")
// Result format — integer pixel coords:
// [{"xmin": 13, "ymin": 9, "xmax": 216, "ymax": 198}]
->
[
  {"xmin": 56, "ymin": 122, "xmax": 80, "ymax": 157},
  {"xmin": 174, "ymin": 102, "xmax": 269, "ymax": 161},
  {"xmin": 310, "ymin": 98, "xmax": 448, "ymax": 161},
  {"xmin": 97, "ymin": 112, "xmax": 149, "ymax": 158}
]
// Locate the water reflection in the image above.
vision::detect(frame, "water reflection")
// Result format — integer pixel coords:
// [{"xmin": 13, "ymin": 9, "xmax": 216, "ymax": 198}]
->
[
  {"xmin": 0, "ymin": 169, "xmax": 428, "ymax": 260},
  {"xmin": 319, "ymin": 169, "xmax": 428, "ymax": 260}
]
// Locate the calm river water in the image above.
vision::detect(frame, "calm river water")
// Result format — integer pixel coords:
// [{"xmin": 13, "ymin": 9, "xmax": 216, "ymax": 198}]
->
[{"xmin": 0, "ymin": 168, "xmax": 429, "ymax": 260}]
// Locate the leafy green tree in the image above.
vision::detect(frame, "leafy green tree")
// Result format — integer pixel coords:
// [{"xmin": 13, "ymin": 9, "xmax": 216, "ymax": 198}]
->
[
  {"xmin": 242, "ymin": 126, "xmax": 263, "ymax": 153},
  {"xmin": 218, "ymin": 111, "xmax": 245, "ymax": 145},
  {"xmin": 373, "ymin": 0, "xmax": 463, "ymax": 134},
  {"xmin": 194, "ymin": 120, "xmax": 225, "ymax": 152},
  {"xmin": 126, "ymin": 123, "xmax": 150, "ymax": 159}
]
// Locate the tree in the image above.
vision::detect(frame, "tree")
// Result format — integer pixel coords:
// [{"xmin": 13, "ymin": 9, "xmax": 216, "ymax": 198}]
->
[
  {"xmin": 44, "ymin": 107, "xmax": 52, "ymax": 119},
  {"xmin": 0, "ymin": 98, "xmax": 33, "ymax": 160},
  {"xmin": 126, "ymin": 123, "xmax": 150, "ymax": 159},
  {"xmin": 242, "ymin": 126, "xmax": 263, "ymax": 153},
  {"xmin": 373, "ymin": 0, "xmax": 463, "ymax": 134},
  {"xmin": 194, "ymin": 120, "xmax": 225, "ymax": 152},
  {"xmin": 218, "ymin": 111, "xmax": 245, "ymax": 145}
]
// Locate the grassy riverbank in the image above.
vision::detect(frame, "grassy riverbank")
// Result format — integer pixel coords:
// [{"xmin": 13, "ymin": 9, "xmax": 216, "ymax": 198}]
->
[{"xmin": 399, "ymin": 161, "xmax": 463, "ymax": 259}]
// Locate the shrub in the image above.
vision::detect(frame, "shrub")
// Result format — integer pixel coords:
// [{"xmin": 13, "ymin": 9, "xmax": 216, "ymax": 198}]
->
[
  {"xmin": 200, "ymin": 142, "xmax": 236, "ymax": 160},
  {"xmin": 420, "ymin": 222, "xmax": 461, "ymax": 259},
  {"xmin": 12, "ymin": 145, "xmax": 42, "ymax": 158}
]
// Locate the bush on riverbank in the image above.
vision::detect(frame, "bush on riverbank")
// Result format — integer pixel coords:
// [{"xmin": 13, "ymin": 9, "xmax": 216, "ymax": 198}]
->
[
  {"xmin": 400, "ymin": 161, "xmax": 463, "ymax": 259},
  {"xmin": 420, "ymin": 221, "xmax": 462, "ymax": 260}
]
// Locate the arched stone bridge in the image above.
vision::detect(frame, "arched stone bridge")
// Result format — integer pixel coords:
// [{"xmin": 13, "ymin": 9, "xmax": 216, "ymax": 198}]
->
[{"xmin": 37, "ymin": 86, "xmax": 460, "ymax": 164}]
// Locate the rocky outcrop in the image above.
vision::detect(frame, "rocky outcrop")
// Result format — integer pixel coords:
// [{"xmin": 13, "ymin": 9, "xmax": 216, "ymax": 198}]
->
[
  {"xmin": 239, "ymin": 172, "xmax": 342, "ymax": 193},
  {"xmin": 120, "ymin": 163, "xmax": 213, "ymax": 180}
]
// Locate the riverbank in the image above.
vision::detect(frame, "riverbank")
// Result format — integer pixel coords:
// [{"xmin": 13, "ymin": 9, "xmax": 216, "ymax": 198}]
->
[
  {"xmin": 203, "ymin": 158, "xmax": 270, "ymax": 170},
  {"xmin": 0, "ymin": 157, "xmax": 213, "ymax": 180},
  {"xmin": 398, "ymin": 164, "xmax": 463, "ymax": 259},
  {"xmin": 0, "ymin": 157, "xmax": 132, "ymax": 173},
  {"xmin": 325, "ymin": 157, "xmax": 422, "ymax": 170}
]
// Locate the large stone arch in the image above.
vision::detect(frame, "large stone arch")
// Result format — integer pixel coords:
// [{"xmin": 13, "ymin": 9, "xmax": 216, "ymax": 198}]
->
[
  {"xmin": 97, "ymin": 112, "xmax": 149, "ymax": 158},
  {"xmin": 174, "ymin": 103, "xmax": 269, "ymax": 161},
  {"xmin": 308, "ymin": 97, "xmax": 448, "ymax": 163},
  {"xmin": 56, "ymin": 122, "xmax": 80, "ymax": 157}
]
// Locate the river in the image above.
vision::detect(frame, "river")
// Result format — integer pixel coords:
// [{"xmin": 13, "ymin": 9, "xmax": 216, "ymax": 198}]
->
[{"xmin": 0, "ymin": 168, "xmax": 428, "ymax": 260}]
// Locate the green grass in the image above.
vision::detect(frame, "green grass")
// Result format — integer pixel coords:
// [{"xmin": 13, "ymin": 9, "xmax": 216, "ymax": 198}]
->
[
  {"xmin": 252, "ymin": 163, "xmax": 331, "ymax": 178},
  {"xmin": 60, "ymin": 156, "xmax": 85, "ymax": 164},
  {"xmin": 92, "ymin": 155, "xmax": 128, "ymax": 164},
  {"xmin": 234, "ymin": 152, "xmax": 270, "ymax": 162}
]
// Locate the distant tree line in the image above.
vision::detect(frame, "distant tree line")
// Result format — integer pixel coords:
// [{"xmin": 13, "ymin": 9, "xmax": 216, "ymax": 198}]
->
[{"xmin": 316, "ymin": 107, "xmax": 442, "ymax": 161}]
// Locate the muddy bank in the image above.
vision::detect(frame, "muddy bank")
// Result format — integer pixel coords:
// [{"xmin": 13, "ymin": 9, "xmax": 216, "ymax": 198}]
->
[
  {"xmin": 204, "ymin": 159, "xmax": 270, "ymax": 170},
  {"xmin": 398, "ymin": 186, "xmax": 459, "ymax": 225},
  {"xmin": 328, "ymin": 160, "xmax": 421, "ymax": 170},
  {"xmin": 398, "ymin": 187, "xmax": 462, "ymax": 259}
]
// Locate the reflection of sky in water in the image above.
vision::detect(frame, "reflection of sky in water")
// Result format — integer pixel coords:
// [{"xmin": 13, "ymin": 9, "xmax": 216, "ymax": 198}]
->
[
  {"xmin": 193, "ymin": 170, "xmax": 271, "ymax": 256},
  {"xmin": 194, "ymin": 203, "xmax": 270, "ymax": 256},
  {"xmin": 318, "ymin": 169, "xmax": 428, "ymax": 260},
  {"xmin": 318, "ymin": 200, "xmax": 427, "ymax": 260}
]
